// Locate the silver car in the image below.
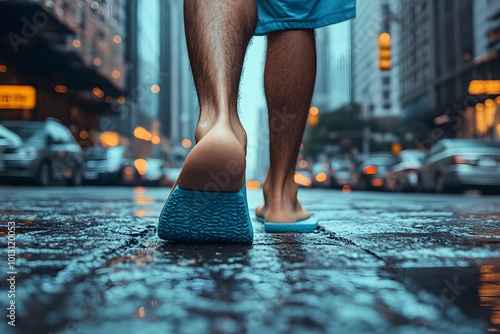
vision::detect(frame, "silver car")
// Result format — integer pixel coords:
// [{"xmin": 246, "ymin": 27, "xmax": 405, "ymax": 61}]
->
[
  {"xmin": 0, "ymin": 119, "xmax": 84, "ymax": 186},
  {"xmin": 385, "ymin": 150, "xmax": 425, "ymax": 192},
  {"xmin": 417, "ymin": 139, "xmax": 500, "ymax": 193}
]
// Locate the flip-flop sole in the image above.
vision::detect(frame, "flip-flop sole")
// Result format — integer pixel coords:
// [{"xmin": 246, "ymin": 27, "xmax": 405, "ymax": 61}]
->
[
  {"xmin": 158, "ymin": 185, "xmax": 253, "ymax": 243},
  {"xmin": 256, "ymin": 215, "xmax": 318, "ymax": 233}
]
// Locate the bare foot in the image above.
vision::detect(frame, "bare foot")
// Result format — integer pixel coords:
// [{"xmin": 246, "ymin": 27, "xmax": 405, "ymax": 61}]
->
[
  {"xmin": 173, "ymin": 116, "xmax": 247, "ymax": 193},
  {"xmin": 256, "ymin": 178, "xmax": 311, "ymax": 223}
]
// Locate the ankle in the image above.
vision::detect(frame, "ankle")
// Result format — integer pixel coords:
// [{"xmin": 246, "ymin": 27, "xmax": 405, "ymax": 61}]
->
[
  {"xmin": 195, "ymin": 120, "xmax": 213, "ymax": 144},
  {"xmin": 195, "ymin": 111, "xmax": 247, "ymax": 149},
  {"xmin": 262, "ymin": 174, "xmax": 298, "ymax": 203}
]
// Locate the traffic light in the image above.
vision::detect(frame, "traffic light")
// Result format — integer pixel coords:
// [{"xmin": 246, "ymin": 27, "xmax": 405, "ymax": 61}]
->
[
  {"xmin": 379, "ymin": 32, "xmax": 391, "ymax": 71},
  {"xmin": 391, "ymin": 142, "xmax": 402, "ymax": 155},
  {"xmin": 308, "ymin": 106, "xmax": 319, "ymax": 126}
]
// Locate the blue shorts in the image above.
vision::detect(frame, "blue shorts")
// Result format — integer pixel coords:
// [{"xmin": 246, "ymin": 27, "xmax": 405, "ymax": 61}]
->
[{"xmin": 255, "ymin": 0, "xmax": 356, "ymax": 36}]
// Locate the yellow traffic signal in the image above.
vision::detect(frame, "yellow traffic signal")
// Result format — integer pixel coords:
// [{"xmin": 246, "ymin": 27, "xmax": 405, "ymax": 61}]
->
[
  {"xmin": 391, "ymin": 142, "xmax": 402, "ymax": 155},
  {"xmin": 379, "ymin": 32, "xmax": 391, "ymax": 71},
  {"xmin": 308, "ymin": 106, "xmax": 319, "ymax": 126}
]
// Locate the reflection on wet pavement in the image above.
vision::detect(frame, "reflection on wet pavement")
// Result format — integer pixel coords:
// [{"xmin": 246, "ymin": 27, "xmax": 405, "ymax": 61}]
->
[
  {"xmin": 0, "ymin": 187, "xmax": 498, "ymax": 333},
  {"xmin": 480, "ymin": 265, "xmax": 500, "ymax": 331},
  {"xmin": 396, "ymin": 265, "xmax": 500, "ymax": 332}
]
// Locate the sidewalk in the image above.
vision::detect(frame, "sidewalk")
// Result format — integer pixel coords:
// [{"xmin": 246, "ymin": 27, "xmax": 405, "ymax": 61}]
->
[{"xmin": 0, "ymin": 186, "xmax": 499, "ymax": 334}]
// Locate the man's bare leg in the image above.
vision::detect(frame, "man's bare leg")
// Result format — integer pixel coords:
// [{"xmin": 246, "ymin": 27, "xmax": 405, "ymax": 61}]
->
[
  {"xmin": 256, "ymin": 30, "xmax": 316, "ymax": 223},
  {"xmin": 177, "ymin": 0, "xmax": 257, "ymax": 192}
]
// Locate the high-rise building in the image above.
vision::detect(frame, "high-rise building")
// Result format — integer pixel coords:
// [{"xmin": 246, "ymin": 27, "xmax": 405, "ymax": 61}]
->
[
  {"xmin": 0, "ymin": 0, "xmax": 127, "ymax": 132},
  {"xmin": 474, "ymin": 0, "xmax": 500, "ymax": 61},
  {"xmin": 351, "ymin": 0, "xmax": 401, "ymax": 123},
  {"xmin": 399, "ymin": 0, "xmax": 474, "ymax": 137},
  {"xmin": 129, "ymin": 0, "xmax": 162, "ymax": 157},
  {"xmin": 108, "ymin": 0, "xmax": 197, "ymax": 160},
  {"xmin": 312, "ymin": 21, "xmax": 352, "ymax": 112},
  {"xmin": 159, "ymin": 0, "xmax": 198, "ymax": 165},
  {"xmin": 99, "ymin": 0, "xmax": 162, "ymax": 157},
  {"xmin": 399, "ymin": 0, "xmax": 499, "ymax": 142},
  {"xmin": 469, "ymin": 0, "xmax": 500, "ymax": 141}
]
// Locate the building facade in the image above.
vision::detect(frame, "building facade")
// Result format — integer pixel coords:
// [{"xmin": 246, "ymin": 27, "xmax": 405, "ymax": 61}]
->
[
  {"xmin": 98, "ymin": 0, "xmax": 198, "ymax": 161},
  {"xmin": 469, "ymin": 0, "xmax": 500, "ymax": 141},
  {"xmin": 0, "ymin": 0, "xmax": 127, "ymax": 134},
  {"xmin": 400, "ymin": 0, "xmax": 474, "ymax": 130},
  {"xmin": 159, "ymin": 0, "xmax": 198, "ymax": 165},
  {"xmin": 351, "ymin": 0, "xmax": 401, "ymax": 123},
  {"xmin": 399, "ymin": 0, "xmax": 499, "ymax": 142},
  {"xmin": 312, "ymin": 21, "xmax": 352, "ymax": 113}
]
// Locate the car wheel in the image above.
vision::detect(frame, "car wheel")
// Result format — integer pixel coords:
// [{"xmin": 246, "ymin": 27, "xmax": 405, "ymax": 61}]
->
[
  {"xmin": 482, "ymin": 186, "xmax": 500, "ymax": 195},
  {"xmin": 37, "ymin": 162, "xmax": 51, "ymax": 186},
  {"xmin": 416, "ymin": 174, "xmax": 426, "ymax": 192},
  {"xmin": 395, "ymin": 181, "xmax": 404, "ymax": 192},
  {"xmin": 434, "ymin": 173, "xmax": 446, "ymax": 193},
  {"xmin": 68, "ymin": 168, "xmax": 82, "ymax": 186}
]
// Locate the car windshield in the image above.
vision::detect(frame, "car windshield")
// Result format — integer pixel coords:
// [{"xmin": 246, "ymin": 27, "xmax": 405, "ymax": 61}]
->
[
  {"xmin": 312, "ymin": 162, "xmax": 329, "ymax": 173},
  {"xmin": 2, "ymin": 123, "xmax": 44, "ymax": 142},
  {"xmin": 331, "ymin": 160, "xmax": 352, "ymax": 171},
  {"xmin": 400, "ymin": 150, "xmax": 425, "ymax": 163},
  {"xmin": 450, "ymin": 140, "xmax": 500, "ymax": 149}
]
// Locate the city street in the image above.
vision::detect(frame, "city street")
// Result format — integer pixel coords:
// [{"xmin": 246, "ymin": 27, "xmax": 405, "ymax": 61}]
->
[
  {"xmin": 0, "ymin": 186, "xmax": 498, "ymax": 334},
  {"xmin": 1, "ymin": 0, "xmax": 499, "ymax": 332}
]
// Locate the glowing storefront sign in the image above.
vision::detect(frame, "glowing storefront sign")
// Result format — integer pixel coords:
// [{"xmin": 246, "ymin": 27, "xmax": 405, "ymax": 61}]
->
[
  {"xmin": 0, "ymin": 85, "xmax": 36, "ymax": 109},
  {"xmin": 468, "ymin": 80, "xmax": 500, "ymax": 95}
]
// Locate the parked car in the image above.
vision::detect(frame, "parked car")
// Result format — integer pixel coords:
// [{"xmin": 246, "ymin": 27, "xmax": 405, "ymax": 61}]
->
[
  {"xmin": 330, "ymin": 159, "xmax": 355, "ymax": 188},
  {"xmin": 353, "ymin": 153, "xmax": 396, "ymax": 191},
  {"xmin": 417, "ymin": 139, "xmax": 500, "ymax": 193},
  {"xmin": 83, "ymin": 145, "xmax": 138, "ymax": 185},
  {"xmin": 385, "ymin": 149, "xmax": 425, "ymax": 192},
  {"xmin": 0, "ymin": 118, "xmax": 84, "ymax": 186}
]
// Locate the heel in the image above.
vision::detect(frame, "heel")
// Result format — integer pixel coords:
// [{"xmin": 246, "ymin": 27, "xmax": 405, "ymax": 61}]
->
[{"xmin": 177, "ymin": 123, "xmax": 246, "ymax": 192}]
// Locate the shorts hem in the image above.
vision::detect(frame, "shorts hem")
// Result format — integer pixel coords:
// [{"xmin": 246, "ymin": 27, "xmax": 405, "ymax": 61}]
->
[{"xmin": 254, "ymin": 8, "xmax": 355, "ymax": 36}]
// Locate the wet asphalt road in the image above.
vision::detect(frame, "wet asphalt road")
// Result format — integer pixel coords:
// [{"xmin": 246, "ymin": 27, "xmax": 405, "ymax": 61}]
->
[{"xmin": 0, "ymin": 186, "xmax": 499, "ymax": 334}]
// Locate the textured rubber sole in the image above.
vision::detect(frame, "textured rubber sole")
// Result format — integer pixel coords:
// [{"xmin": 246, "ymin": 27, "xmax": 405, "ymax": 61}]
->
[
  {"xmin": 158, "ymin": 185, "xmax": 253, "ymax": 243},
  {"xmin": 256, "ymin": 215, "xmax": 318, "ymax": 233}
]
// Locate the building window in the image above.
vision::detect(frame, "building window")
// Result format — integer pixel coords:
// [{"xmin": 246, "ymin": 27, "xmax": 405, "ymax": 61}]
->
[
  {"xmin": 383, "ymin": 91, "xmax": 390, "ymax": 99},
  {"xmin": 382, "ymin": 77, "xmax": 391, "ymax": 85}
]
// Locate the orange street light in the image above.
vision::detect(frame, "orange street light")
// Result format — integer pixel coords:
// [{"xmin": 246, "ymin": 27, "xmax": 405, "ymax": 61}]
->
[{"xmin": 308, "ymin": 106, "xmax": 319, "ymax": 126}]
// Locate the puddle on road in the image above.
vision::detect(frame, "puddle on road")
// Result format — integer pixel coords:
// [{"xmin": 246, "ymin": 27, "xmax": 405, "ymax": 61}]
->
[{"xmin": 396, "ymin": 264, "xmax": 500, "ymax": 332}]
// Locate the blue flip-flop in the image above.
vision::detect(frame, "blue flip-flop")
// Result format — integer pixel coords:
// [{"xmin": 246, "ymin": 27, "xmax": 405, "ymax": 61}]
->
[
  {"xmin": 158, "ymin": 184, "xmax": 253, "ymax": 243},
  {"xmin": 256, "ymin": 215, "xmax": 318, "ymax": 233}
]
